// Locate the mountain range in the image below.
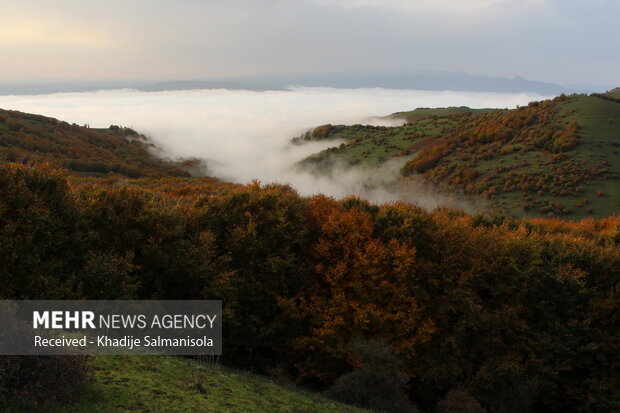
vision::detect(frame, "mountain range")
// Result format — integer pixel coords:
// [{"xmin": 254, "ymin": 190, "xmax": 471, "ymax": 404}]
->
[{"xmin": 1, "ymin": 71, "xmax": 613, "ymax": 96}]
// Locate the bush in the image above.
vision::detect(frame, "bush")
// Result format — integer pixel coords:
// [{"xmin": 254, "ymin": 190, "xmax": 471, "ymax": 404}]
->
[
  {"xmin": 325, "ymin": 340, "xmax": 418, "ymax": 413},
  {"xmin": 401, "ymin": 143, "xmax": 449, "ymax": 175},
  {"xmin": 0, "ymin": 355, "xmax": 92, "ymax": 408},
  {"xmin": 312, "ymin": 124, "xmax": 334, "ymax": 139},
  {"xmin": 437, "ymin": 388, "xmax": 486, "ymax": 413}
]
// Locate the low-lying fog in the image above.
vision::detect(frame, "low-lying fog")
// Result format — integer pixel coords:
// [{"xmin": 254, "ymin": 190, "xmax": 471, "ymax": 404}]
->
[{"xmin": 0, "ymin": 87, "xmax": 547, "ymax": 207}]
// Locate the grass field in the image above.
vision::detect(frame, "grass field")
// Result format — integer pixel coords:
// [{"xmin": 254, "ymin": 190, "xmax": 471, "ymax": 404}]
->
[{"xmin": 6, "ymin": 356, "xmax": 370, "ymax": 413}]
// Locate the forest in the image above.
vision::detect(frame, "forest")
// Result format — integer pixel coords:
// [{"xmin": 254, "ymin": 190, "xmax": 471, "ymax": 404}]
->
[{"xmin": 1, "ymin": 161, "xmax": 618, "ymax": 412}]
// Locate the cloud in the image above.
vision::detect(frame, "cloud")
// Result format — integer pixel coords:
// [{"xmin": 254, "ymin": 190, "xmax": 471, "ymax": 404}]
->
[
  {"xmin": 0, "ymin": 18, "xmax": 111, "ymax": 47},
  {"xmin": 0, "ymin": 87, "xmax": 547, "ymax": 208},
  {"xmin": 309, "ymin": 0, "xmax": 518, "ymax": 11}
]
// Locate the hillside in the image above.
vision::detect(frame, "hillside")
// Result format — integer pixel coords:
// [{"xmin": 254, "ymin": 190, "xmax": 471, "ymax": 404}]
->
[
  {"xmin": 7, "ymin": 356, "xmax": 370, "ymax": 413},
  {"xmin": 298, "ymin": 93, "xmax": 620, "ymax": 219},
  {"xmin": 0, "ymin": 108, "xmax": 195, "ymax": 178},
  {"xmin": 607, "ymin": 87, "xmax": 620, "ymax": 98}
]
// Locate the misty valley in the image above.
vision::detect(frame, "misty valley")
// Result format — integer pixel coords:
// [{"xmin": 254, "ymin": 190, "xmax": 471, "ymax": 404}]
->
[
  {"xmin": 1, "ymin": 87, "xmax": 618, "ymax": 218},
  {"xmin": 0, "ymin": 87, "xmax": 549, "ymax": 204},
  {"xmin": 1, "ymin": 87, "xmax": 619, "ymax": 413}
]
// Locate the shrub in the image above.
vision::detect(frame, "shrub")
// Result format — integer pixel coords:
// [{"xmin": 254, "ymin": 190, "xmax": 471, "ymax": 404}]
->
[
  {"xmin": 325, "ymin": 340, "xmax": 418, "ymax": 413},
  {"xmin": 402, "ymin": 143, "xmax": 449, "ymax": 175},
  {"xmin": 0, "ymin": 355, "xmax": 92, "ymax": 408},
  {"xmin": 312, "ymin": 124, "xmax": 334, "ymax": 139},
  {"xmin": 437, "ymin": 388, "xmax": 486, "ymax": 413}
]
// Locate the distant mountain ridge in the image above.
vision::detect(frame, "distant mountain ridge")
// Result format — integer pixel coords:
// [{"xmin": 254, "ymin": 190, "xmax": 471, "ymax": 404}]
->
[
  {"xmin": 0, "ymin": 72, "xmax": 606, "ymax": 96},
  {"xmin": 136, "ymin": 80, "xmax": 284, "ymax": 92},
  {"xmin": 247, "ymin": 71, "xmax": 573, "ymax": 95},
  {"xmin": 0, "ymin": 80, "xmax": 283, "ymax": 95}
]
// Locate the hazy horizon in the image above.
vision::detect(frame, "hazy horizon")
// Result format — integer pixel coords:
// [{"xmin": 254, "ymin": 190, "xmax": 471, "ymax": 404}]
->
[{"xmin": 0, "ymin": 71, "xmax": 614, "ymax": 89}]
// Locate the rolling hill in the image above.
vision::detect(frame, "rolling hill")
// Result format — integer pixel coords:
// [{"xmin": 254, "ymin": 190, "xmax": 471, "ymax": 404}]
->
[
  {"xmin": 0, "ymin": 108, "xmax": 197, "ymax": 178},
  {"xmin": 297, "ymin": 92, "xmax": 620, "ymax": 219}
]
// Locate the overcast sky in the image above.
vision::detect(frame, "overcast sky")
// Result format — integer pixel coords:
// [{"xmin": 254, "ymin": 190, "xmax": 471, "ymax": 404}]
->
[{"xmin": 1, "ymin": 0, "xmax": 618, "ymax": 85}]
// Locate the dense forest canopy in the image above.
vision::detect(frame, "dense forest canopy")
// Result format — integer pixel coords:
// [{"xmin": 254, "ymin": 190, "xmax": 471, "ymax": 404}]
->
[{"xmin": 1, "ymin": 162, "xmax": 618, "ymax": 411}]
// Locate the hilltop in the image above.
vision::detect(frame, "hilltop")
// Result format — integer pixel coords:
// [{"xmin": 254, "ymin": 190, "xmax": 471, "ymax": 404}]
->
[
  {"xmin": 387, "ymin": 106, "xmax": 496, "ymax": 123},
  {"xmin": 298, "ymin": 92, "xmax": 620, "ymax": 219},
  {"xmin": 606, "ymin": 87, "xmax": 620, "ymax": 98}
]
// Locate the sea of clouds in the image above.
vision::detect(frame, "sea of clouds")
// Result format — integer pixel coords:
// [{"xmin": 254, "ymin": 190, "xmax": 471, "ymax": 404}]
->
[{"xmin": 0, "ymin": 87, "xmax": 548, "ymax": 206}]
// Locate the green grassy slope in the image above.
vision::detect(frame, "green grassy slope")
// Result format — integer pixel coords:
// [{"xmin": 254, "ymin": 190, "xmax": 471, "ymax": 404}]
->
[
  {"xmin": 553, "ymin": 94, "xmax": 620, "ymax": 216},
  {"xmin": 298, "ymin": 93, "xmax": 620, "ymax": 219},
  {"xmin": 8, "ymin": 356, "xmax": 370, "ymax": 413},
  {"xmin": 0, "ymin": 108, "xmax": 194, "ymax": 178},
  {"xmin": 606, "ymin": 87, "xmax": 620, "ymax": 98},
  {"xmin": 297, "ymin": 108, "xmax": 496, "ymax": 170}
]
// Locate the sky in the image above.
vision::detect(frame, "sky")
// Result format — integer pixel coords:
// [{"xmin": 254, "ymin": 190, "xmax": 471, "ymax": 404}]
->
[{"xmin": 1, "ymin": 0, "xmax": 618, "ymax": 85}]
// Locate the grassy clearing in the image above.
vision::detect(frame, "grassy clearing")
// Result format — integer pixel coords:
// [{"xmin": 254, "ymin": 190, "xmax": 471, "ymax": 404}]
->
[{"xmin": 6, "ymin": 356, "xmax": 371, "ymax": 413}]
